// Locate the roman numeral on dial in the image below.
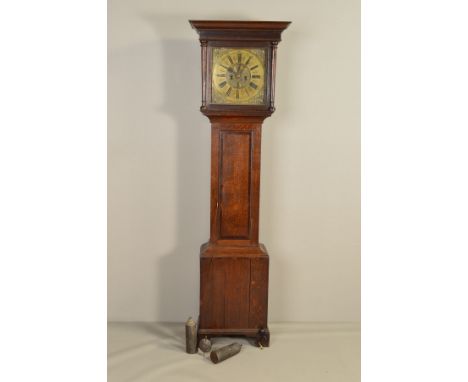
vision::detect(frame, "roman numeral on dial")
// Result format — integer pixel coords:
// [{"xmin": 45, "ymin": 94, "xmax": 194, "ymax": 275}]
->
[
  {"xmin": 226, "ymin": 87, "xmax": 232, "ymax": 96},
  {"xmin": 249, "ymin": 82, "xmax": 258, "ymax": 89},
  {"xmin": 250, "ymin": 65, "xmax": 258, "ymax": 71},
  {"xmin": 227, "ymin": 56, "xmax": 234, "ymax": 64},
  {"xmin": 219, "ymin": 81, "xmax": 227, "ymax": 88},
  {"xmin": 252, "ymin": 75, "xmax": 261, "ymax": 79}
]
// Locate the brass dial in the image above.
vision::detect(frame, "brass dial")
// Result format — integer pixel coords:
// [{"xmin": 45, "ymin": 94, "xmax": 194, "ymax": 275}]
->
[{"xmin": 211, "ymin": 48, "xmax": 266, "ymax": 105}]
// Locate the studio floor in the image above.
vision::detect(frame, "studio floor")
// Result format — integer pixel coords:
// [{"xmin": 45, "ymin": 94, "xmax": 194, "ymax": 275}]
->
[{"xmin": 108, "ymin": 322, "xmax": 360, "ymax": 382}]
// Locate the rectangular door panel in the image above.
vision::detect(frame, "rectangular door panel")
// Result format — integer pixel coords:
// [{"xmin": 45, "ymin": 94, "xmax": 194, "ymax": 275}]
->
[{"xmin": 219, "ymin": 132, "xmax": 251, "ymax": 239}]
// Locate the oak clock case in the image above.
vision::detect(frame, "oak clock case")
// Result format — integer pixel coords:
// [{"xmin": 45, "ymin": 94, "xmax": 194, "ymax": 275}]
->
[{"xmin": 189, "ymin": 20, "xmax": 290, "ymax": 348}]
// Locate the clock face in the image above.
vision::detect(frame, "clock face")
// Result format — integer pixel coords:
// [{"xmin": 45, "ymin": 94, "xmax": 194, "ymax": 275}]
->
[{"xmin": 211, "ymin": 48, "xmax": 266, "ymax": 105}]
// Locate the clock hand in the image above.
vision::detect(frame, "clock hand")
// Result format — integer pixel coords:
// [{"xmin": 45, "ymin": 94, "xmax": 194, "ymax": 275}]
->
[{"xmin": 221, "ymin": 64, "xmax": 234, "ymax": 73}]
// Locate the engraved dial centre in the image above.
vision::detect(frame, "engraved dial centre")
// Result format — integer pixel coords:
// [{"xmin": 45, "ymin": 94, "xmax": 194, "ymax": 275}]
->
[{"xmin": 226, "ymin": 63, "xmax": 251, "ymax": 89}]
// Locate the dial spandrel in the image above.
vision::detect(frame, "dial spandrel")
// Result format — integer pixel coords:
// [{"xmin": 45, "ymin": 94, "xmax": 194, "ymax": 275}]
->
[{"xmin": 211, "ymin": 48, "xmax": 266, "ymax": 105}]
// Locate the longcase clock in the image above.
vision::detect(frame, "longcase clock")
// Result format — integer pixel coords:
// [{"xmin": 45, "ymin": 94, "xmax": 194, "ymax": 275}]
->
[{"xmin": 189, "ymin": 20, "xmax": 290, "ymax": 347}]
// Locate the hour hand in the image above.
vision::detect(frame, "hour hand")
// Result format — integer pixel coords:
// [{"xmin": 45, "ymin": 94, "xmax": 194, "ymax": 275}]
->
[{"xmin": 221, "ymin": 64, "xmax": 234, "ymax": 73}]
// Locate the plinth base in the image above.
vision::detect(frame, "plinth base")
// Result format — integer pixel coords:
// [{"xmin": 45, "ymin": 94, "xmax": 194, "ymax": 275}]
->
[{"xmin": 198, "ymin": 243, "xmax": 270, "ymax": 348}]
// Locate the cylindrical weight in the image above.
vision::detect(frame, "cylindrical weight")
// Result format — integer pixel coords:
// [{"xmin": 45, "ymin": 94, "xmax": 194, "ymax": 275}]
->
[
  {"xmin": 210, "ymin": 343, "xmax": 242, "ymax": 364},
  {"xmin": 185, "ymin": 317, "xmax": 197, "ymax": 354}
]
